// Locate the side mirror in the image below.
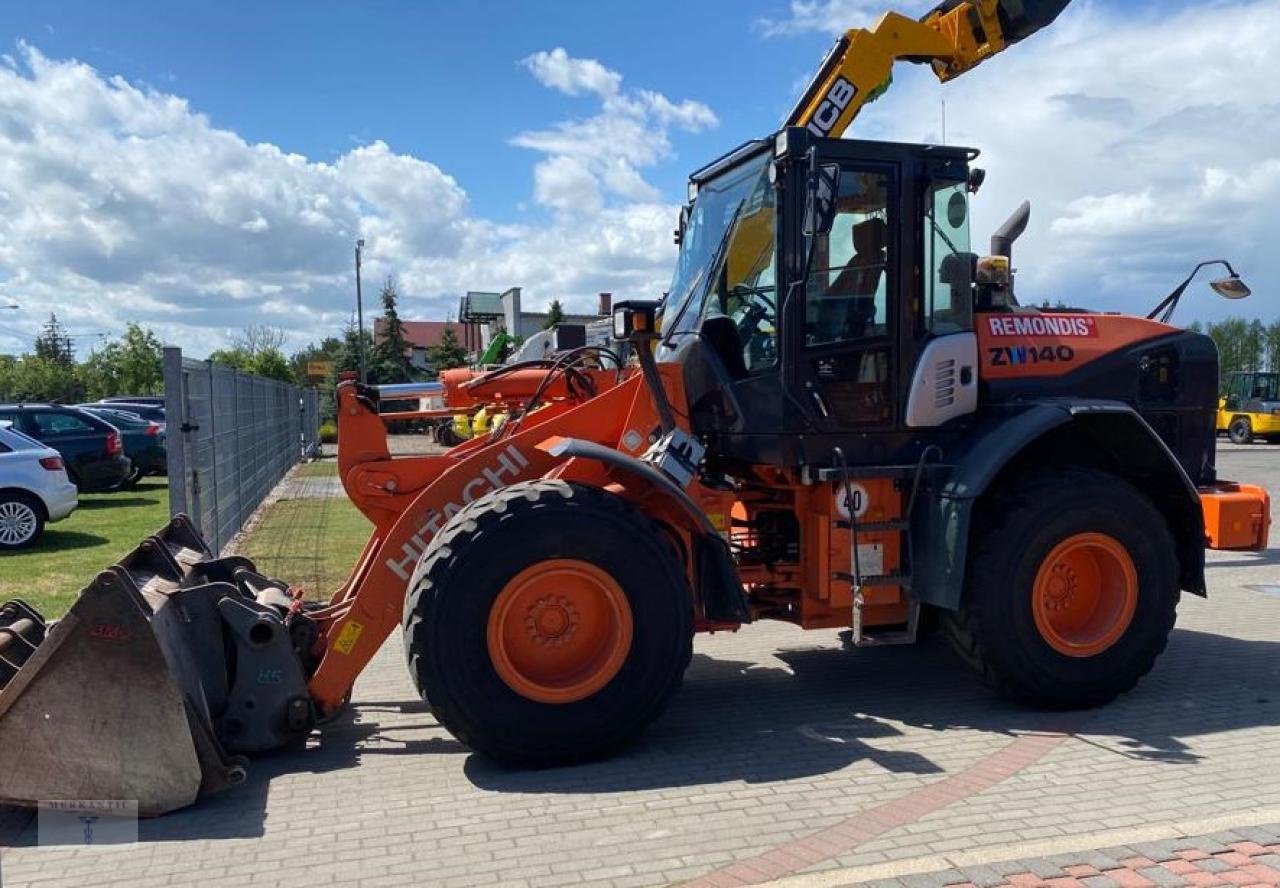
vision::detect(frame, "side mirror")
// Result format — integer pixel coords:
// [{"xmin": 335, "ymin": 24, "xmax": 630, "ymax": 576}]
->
[
  {"xmin": 804, "ymin": 162, "xmax": 841, "ymax": 238},
  {"xmin": 1211, "ymin": 276, "xmax": 1251, "ymax": 300},
  {"xmin": 967, "ymin": 167, "xmax": 986, "ymax": 194},
  {"xmin": 674, "ymin": 204, "xmax": 691, "ymax": 246}
]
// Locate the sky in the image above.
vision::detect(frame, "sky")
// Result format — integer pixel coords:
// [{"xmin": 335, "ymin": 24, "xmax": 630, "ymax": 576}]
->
[{"xmin": 0, "ymin": 0, "xmax": 1274, "ymax": 357}]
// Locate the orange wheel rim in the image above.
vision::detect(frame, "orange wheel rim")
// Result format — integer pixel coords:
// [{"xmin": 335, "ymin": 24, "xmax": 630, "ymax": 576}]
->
[
  {"xmin": 1032, "ymin": 532, "xmax": 1138, "ymax": 658},
  {"xmin": 487, "ymin": 559, "xmax": 633, "ymax": 704}
]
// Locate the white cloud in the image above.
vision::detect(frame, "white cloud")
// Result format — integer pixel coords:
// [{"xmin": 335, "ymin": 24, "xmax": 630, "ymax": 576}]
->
[
  {"xmin": 511, "ymin": 48, "xmax": 716, "ymax": 214},
  {"xmin": 0, "ymin": 43, "xmax": 707, "ymax": 355},
  {"xmin": 521, "ymin": 47, "xmax": 621, "ymax": 98},
  {"xmin": 757, "ymin": 0, "xmax": 936, "ymax": 36},
  {"xmin": 835, "ymin": 0, "xmax": 1280, "ymax": 320}
]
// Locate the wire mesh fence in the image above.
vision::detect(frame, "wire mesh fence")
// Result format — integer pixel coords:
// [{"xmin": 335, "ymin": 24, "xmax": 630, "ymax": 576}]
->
[{"xmin": 163, "ymin": 346, "xmax": 322, "ymax": 553}]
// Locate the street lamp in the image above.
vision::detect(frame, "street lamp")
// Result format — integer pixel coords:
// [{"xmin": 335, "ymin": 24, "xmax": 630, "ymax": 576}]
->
[{"xmin": 355, "ymin": 239, "xmax": 367, "ymax": 383}]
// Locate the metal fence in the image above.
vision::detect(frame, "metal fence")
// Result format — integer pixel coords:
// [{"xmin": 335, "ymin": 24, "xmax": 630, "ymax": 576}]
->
[{"xmin": 163, "ymin": 346, "xmax": 322, "ymax": 553}]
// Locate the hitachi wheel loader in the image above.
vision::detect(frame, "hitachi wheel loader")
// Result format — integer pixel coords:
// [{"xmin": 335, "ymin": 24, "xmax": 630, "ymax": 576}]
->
[{"xmin": 0, "ymin": 0, "xmax": 1271, "ymax": 815}]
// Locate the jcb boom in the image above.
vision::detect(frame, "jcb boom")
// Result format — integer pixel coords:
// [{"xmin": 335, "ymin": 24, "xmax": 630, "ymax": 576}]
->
[{"xmin": 0, "ymin": 0, "xmax": 1271, "ymax": 814}]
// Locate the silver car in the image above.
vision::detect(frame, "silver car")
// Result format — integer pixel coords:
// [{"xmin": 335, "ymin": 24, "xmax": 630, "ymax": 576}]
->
[{"xmin": 0, "ymin": 423, "xmax": 78, "ymax": 549}]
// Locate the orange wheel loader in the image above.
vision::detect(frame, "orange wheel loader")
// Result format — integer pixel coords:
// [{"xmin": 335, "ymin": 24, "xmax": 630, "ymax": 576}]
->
[{"xmin": 0, "ymin": 0, "xmax": 1271, "ymax": 814}]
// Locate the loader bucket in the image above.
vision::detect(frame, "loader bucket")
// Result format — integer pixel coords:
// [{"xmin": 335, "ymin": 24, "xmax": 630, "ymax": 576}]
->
[
  {"xmin": 996, "ymin": 0, "xmax": 1073, "ymax": 43},
  {"xmin": 0, "ymin": 516, "xmax": 314, "ymax": 816}
]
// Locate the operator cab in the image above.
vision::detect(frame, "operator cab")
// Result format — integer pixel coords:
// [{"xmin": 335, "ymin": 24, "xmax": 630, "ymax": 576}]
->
[{"xmin": 660, "ymin": 127, "xmax": 980, "ymax": 469}]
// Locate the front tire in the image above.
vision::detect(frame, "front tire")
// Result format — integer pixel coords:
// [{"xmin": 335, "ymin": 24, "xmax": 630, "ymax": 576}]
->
[
  {"xmin": 944, "ymin": 468, "xmax": 1179, "ymax": 709},
  {"xmin": 403, "ymin": 480, "xmax": 694, "ymax": 765},
  {"xmin": 0, "ymin": 493, "xmax": 44, "ymax": 550},
  {"xmin": 1228, "ymin": 416, "xmax": 1253, "ymax": 445}
]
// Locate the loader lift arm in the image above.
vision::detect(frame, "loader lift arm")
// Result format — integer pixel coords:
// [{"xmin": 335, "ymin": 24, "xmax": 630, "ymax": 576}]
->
[{"xmin": 787, "ymin": 0, "xmax": 1071, "ymax": 139}]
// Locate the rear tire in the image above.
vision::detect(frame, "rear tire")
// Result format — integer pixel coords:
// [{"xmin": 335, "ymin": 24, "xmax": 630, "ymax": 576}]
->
[
  {"xmin": 944, "ymin": 468, "xmax": 1179, "ymax": 709},
  {"xmin": 0, "ymin": 492, "xmax": 44, "ymax": 550},
  {"xmin": 403, "ymin": 479, "xmax": 694, "ymax": 766},
  {"xmin": 1228, "ymin": 416, "xmax": 1253, "ymax": 444}
]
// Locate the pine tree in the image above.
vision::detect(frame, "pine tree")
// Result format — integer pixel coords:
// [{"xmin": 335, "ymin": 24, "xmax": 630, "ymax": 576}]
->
[
  {"xmin": 427, "ymin": 326, "xmax": 469, "ymax": 372},
  {"xmin": 34, "ymin": 314, "xmax": 74, "ymax": 366},
  {"xmin": 372, "ymin": 277, "xmax": 411, "ymax": 384},
  {"xmin": 543, "ymin": 299, "xmax": 565, "ymax": 330}
]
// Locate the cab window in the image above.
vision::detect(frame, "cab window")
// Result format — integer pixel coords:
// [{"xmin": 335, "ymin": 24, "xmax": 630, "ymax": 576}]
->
[
  {"xmin": 804, "ymin": 170, "xmax": 891, "ymax": 348},
  {"xmin": 923, "ymin": 180, "xmax": 973, "ymax": 334},
  {"xmin": 700, "ymin": 161, "xmax": 779, "ymax": 373}
]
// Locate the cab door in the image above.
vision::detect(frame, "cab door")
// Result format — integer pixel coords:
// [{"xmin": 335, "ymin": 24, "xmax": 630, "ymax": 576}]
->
[
  {"xmin": 787, "ymin": 158, "xmax": 900, "ymax": 432},
  {"xmin": 782, "ymin": 144, "xmax": 979, "ymax": 438}
]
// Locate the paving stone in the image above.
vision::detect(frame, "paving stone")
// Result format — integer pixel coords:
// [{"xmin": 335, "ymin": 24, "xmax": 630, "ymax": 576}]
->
[
  {"xmin": 1135, "ymin": 866, "xmax": 1186, "ymax": 887},
  {"xmin": 958, "ymin": 864, "xmax": 1015, "ymax": 887}
]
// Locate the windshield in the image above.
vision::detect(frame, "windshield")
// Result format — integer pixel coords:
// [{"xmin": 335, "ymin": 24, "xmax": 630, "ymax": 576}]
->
[
  {"xmin": 659, "ymin": 152, "xmax": 773, "ymax": 356},
  {"xmin": 1250, "ymin": 373, "xmax": 1279, "ymax": 400}
]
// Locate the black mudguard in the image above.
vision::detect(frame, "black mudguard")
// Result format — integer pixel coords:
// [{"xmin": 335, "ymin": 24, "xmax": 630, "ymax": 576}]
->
[{"xmin": 912, "ymin": 399, "xmax": 1206, "ymax": 611}]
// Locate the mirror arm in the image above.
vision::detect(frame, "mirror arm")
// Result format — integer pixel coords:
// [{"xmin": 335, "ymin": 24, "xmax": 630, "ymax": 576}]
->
[{"xmin": 1147, "ymin": 259, "xmax": 1240, "ymax": 324}]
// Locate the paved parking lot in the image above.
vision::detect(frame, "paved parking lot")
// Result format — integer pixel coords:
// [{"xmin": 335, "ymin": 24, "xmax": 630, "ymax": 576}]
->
[{"xmin": 2, "ymin": 444, "xmax": 1278, "ymax": 888}]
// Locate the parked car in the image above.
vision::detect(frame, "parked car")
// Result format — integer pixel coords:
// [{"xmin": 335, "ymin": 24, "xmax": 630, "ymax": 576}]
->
[
  {"xmin": 0, "ymin": 405, "xmax": 132, "ymax": 492},
  {"xmin": 79, "ymin": 406, "xmax": 167, "ymax": 485},
  {"xmin": 100, "ymin": 396, "xmax": 165, "ymax": 407},
  {"xmin": 0, "ymin": 423, "xmax": 78, "ymax": 549},
  {"xmin": 96, "ymin": 401, "xmax": 166, "ymax": 427}
]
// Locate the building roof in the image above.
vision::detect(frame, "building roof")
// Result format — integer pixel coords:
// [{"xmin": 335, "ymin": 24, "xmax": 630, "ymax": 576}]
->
[{"xmin": 374, "ymin": 318, "xmax": 458, "ymax": 350}]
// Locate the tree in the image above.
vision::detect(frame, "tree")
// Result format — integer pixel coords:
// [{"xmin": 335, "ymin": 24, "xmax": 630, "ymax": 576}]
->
[
  {"xmin": 543, "ymin": 299, "xmax": 565, "ymax": 330},
  {"xmin": 426, "ymin": 326, "xmax": 468, "ymax": 372},
  {"xmin": 232, "ymin": 325, "xmax": 286, "ymax": 356},
  {"xmin": 34, "ymin": 314, "xmax": 74, "ymax": 366},
  {"xmin": 80, "ymin": 323, "xmax": 164, "ymax": 398},
  {"xmin": 209, "ymin": 325, "xmax": 293, "ymax": 383},
  {"xmin": 1266, "ymin": 321, "xmax": 1280, "ymax": 372},
  {"xmin": 0, "ymin": 355, "xmax": 80, "ymax": 402},
  {"xmin": 248, "ymin": 349, "xmax": 293, "ymax": 382},
  {"xmin": 290, "ymin": 336, "xmax": 344, "ymax": 385},
  {"xmin": 207, "ymin": 346, "xmax": 253, "ymax": 372},
  {"xmin": 371, "ymin": 277, "xmax": 411, "ymax": 384},
  {"xmin": 337, "ymin": 314, "xmax": 374, "ymax": 378}
]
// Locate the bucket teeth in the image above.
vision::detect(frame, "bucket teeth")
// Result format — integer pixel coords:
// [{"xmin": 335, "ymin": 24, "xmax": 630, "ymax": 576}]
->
[{"xmin": 0, "ymin": 514, "xmax": 309, "ymax": 816}]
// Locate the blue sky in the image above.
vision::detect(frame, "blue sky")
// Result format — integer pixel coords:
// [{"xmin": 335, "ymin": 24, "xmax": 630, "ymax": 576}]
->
[
  {"xmin": 0, "ymin": 0, "xmax": 1272, "ymax": 354},
  {"xmin": 0, "ymin": 0, "xmax": 816, "ymax": 222}
]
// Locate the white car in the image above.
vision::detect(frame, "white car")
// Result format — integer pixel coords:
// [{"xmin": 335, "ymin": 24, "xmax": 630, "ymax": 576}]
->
[{"xmin": 0, "ymin": 422, "xmax": 78, "ymax": 549}]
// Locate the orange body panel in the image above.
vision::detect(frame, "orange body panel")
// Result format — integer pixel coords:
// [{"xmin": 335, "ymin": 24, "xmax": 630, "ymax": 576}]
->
[
  {"xmin": 733, "ymin": 473, "xmax": 908, "ymax": 631},
  {"xmin": 977, "ymin": 311, "xmax": 1175, "ymax": 380},
  {"xmin": 1200, "ymin": 482, "xmax": 1271, "ymax": 550},
  {"xmin": 308, "ymin": 364, "xmax": 697, "ymax": 714}
]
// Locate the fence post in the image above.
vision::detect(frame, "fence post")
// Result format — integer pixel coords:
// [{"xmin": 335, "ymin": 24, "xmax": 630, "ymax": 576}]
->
[{"xmin": 162, "ymin": 346, "xmax": 190, "ymax": 522}]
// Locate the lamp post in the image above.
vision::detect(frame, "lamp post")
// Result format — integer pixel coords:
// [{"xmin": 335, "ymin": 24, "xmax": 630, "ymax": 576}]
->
[{"xmin": 355, "ymin": 239, "xmax": 367, "ymax": 383}]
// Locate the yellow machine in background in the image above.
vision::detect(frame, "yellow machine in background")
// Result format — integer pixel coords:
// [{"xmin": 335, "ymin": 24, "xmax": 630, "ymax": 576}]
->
[{"xmin": 1218, "ymin": 371, "xmax": 1280, "ymax": 444}]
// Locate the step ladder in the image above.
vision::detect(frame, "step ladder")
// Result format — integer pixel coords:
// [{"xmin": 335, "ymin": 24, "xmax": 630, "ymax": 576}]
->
[{"xmin": 824, "ymin": 448, "xmax": 942, "ymax": 647}]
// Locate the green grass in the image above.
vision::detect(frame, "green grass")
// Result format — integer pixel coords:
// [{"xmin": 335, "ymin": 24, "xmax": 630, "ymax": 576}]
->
[
  {"xmin": 241, "ymin": 492, "xmax": 371, "ymax": 599},
  {"xmin": 1, "ymin": 463, "xmax": 370, "ymax": 617},
  {"xmin": 293, "ymin": 459, "xmax": 339, "ymax": 478},
  {"xmin": 0, "ymin": 478, "xmax": 171, "ymax": 618}
]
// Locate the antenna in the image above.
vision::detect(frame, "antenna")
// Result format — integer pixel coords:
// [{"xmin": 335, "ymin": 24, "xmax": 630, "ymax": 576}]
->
[{"xmin": 941, "ymin": 98, "xmax": 947, "ymax": 145}]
